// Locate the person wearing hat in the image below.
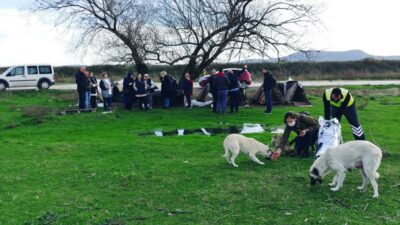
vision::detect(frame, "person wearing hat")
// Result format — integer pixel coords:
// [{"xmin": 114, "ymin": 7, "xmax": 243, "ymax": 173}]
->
[
  {"xmin": 323, "ymin": 87, "xmax": 365, "ymax": 140},
  {"xmin": 122, "ymin": 72, "xmax": 135, "ymax": 110}
]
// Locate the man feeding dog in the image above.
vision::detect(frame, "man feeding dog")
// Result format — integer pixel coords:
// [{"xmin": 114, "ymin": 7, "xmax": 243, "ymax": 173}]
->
[
  {"xmin": 323, "ymin": 87, "xmax": 365, "ymax": 140},
  {"xmin": 272, "ymin": 112, "xmax": 320, "ymax": 159}
]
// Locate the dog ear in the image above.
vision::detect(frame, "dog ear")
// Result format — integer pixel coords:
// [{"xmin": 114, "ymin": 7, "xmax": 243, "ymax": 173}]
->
[{"xmin": 312, "ymin": 168, "xmax": 319, "ymax": 177}]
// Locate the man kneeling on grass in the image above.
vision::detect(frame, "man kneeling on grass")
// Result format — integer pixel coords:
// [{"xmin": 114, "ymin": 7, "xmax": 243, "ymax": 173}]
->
[{"xmin": 273, "ymin": 112, "xmax": 320, "ymax": 159}]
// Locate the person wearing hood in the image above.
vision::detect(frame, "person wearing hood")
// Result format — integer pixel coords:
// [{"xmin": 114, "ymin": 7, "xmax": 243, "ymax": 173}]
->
[
  {"xmin": 213, "ymin": 68, "xmax": 231, "ymax": 114},
  {"xmin": 275, "ymin": 112, "xmax": 319, "ymax": 158},
  {"xmin": 323, "ymin": 87, "xmax": 365, "ymax": 140},
  {"xmin": 123, "ymin": 72, "xmax": 135, "ymax": 110}
]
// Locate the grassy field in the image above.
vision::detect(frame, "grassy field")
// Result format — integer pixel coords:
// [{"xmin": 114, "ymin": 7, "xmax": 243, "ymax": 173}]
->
[{"xmin": 0, "ymin": 88, "xmax": 399, "ymax": 224}]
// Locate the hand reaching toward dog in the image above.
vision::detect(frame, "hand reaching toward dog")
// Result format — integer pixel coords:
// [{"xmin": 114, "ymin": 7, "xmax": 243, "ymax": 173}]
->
[
  {"xmin": 271, "ymin": 148, "xmax": 282, "ymax": 161},
  {"xmin": 299, "ymin": 129, "xmax": 309, "ymax": 137}
]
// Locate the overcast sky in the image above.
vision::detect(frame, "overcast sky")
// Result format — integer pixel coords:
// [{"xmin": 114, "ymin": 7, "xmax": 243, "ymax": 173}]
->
[{"xmin": 1, "ymin": 0, "xmax": 400, "ymax": 66}]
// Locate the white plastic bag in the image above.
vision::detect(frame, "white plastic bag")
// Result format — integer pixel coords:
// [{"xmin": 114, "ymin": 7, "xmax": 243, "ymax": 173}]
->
[
  {"xmin": 240, "ymin": 124, "xmax": 265, "ymax": 134},
  {"xmin": 315, "ymin": 116, "xmax": 343, "ymax": 157}
]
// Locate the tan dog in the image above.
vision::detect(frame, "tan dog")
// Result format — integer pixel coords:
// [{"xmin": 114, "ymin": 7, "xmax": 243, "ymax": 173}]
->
[{"xmin": 223, "ymin": 134, "xmax": 272, "ymax": 167}]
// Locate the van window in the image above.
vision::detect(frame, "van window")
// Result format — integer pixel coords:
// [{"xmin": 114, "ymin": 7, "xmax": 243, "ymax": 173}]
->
[
  {"xmin": 39, "ymin": 66, "xmax": 52, "ymax": 74},
  {"xmin": 6, "ymin": 66, "xmax": 24, "ymax": 76},
  {"xmin": 28, "ymin": 66, "xmax": 39, "ymax": 75}
]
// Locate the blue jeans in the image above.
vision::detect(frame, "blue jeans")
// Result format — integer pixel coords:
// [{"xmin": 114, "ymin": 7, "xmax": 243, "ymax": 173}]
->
[
  {"xmin": 264, "ymin": 89, "xmax": 272, "ymax": 113},
  {"xmin": 217, "ymin": 90, "xmax": 228, "ymax": 114},
  {"xmin": 229, "ymin": 90, "xmax": 239, "ymax": 112},
  {"xmin": 103, "ymin": 97, "xmax": 112, "ymax": 111},
  {"xmin": 78, "ymin": 90, "xmax": 86, "ymax": 109},
  {"xmin": 163, "ymin": 97, "xmax": 170, "ymax": 108},
  {"xmin": 84, "ymin": 91, "xmax": 91, "ymax": 109}
]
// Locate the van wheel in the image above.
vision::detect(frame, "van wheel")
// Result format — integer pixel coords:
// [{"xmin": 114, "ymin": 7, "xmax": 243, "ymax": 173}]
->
[
  {"xmin": 0, "ymin": 81, "xmax": 7, "ymax": 91},
  {"xmin": 38, "ymin": 80, "xmax": 50, "ymax": 90}
]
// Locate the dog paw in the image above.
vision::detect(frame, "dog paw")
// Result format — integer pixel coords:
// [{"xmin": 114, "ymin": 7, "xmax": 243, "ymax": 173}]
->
[
  {"xmin": 330, "ymin": 187, "xmax": 339, "ymax": 192},
  {"xmin": 329, "ymin": 183, "xmax": 336, "ymax": 187},
  {"xmin": 357, "ymin": 186, "xmax": 366, "ymax": 191},
  {"xmin": 233, "ymin": 164, "xmax": 239, "ymax": 168},
  {"xmin": 259, "ymin": 162, "xmax": 265, "ymax": 165},
  {"xmin": 372, "ymin": 194, "xmax": 379, "ymax": 198}
]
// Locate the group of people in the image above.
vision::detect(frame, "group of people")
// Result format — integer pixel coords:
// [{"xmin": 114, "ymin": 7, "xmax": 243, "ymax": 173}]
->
[
  {"xmin": 121, "ymin": 70, "xmax": 194, "ymax": 110},
  {"xmin": 275, "ymin": 87, "xmax": 365, "ymax": 158},
  {"xmin": 205, "ymin": 67, "xmax": 251, "ymax": 114},
  {"xmin": 76, "ymin": 67, "xmax": 195, "ymax": 111},
  {"xmin": 75, "ymin": 67, "xmax": 112, "ymax": 111}
]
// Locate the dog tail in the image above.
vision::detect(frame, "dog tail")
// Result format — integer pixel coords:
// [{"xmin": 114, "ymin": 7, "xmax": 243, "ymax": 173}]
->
[
  {"xmin": 222, "ymin": 141, "xmax": 230, "ymax": 163},
  {"xmin": 375, "ymin": 172, "xmax": 380, "ymax": 179}
]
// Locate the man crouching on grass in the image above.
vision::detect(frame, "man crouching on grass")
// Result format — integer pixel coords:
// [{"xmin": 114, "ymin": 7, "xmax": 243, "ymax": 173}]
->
[{"xmin": 273, "ymin": 112, "xmax": 320, "ymax": 159}]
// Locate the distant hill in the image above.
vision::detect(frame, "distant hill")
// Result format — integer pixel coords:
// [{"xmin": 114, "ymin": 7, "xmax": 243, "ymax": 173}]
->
[{"xmin": 238, "ymin": 50, "xmax": 400, "ymax": 63}]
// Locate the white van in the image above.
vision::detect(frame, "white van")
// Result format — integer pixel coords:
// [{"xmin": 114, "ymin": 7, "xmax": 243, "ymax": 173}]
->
[{"xmin": 0, "ymin": 65, "xmax": 55, "ymax": 91}]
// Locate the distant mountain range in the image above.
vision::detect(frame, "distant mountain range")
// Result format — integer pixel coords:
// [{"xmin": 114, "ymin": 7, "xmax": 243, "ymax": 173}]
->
[{"xmin": 239, "ymin": 50, "xmax": 400, "ymax": 63}]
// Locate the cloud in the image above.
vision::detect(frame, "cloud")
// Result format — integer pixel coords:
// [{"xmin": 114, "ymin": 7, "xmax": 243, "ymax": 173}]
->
[{"xmin": 0, "ymin": 8, "xmax": 99, "ymax": 67}]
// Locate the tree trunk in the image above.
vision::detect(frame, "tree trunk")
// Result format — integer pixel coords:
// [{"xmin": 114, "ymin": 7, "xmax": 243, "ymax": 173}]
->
[{"xmin": 136, "ymin": 62, "xmax": 148, "ymax": 75}]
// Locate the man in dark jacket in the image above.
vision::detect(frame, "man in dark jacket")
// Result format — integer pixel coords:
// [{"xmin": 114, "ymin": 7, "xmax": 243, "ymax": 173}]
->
[
  {"xmin": 227, "ymin": 69, "xmax": 240, "ymax": 113},
  {"xmin": 160, "ymin": 71, "xmax": 176, "ymax": 108},
  {"xmin": 323, "ymin": 87, "xmax": 365, "ymax": 140},
  {"xmin": 262, "ymin": 67, "xmax": 277, "ymax": 114},
  {"xmin": 213, "ymin": 69, "xmax": 231, "ymax": 114},
  {"xmin": 75, "ymin": 67, "xmax": 87, "ymax": 109},
  {"xmin": 123, "ymin": 72, "xmax": 135, "ymax": 110},
  {"xmin": 275, "ymin": 112, "xmax": 320, "ymax": 158}
]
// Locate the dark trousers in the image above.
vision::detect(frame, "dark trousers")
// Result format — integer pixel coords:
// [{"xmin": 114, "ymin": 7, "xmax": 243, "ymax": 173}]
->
[
  {"xmin": 123, "ymin": 93, "xmax": 134, "ymax": 110},
  {"xmin": 229, "ymin": 90, "xmax": 239, "ymax": 112},
  {"xmin": 137, "ymin": 96, "xmax": 148, "ymax": 110},
  {"xmin": 264, "ymin": 89, "xmax": 272, "ymax": 113},
  {"xmin": 78, "ymin": 90, "xmax": 86, "ymax": 109},
  {"xmin": 90, "ymin": 95, "xmax": 97, "ymax": 109},
  {"xmin": 185, "ymin": 94, "xmax": 192, "ymax": 107},
  {"xmin": 216, "ymin": 90, "xmax": 228, "ymax": 114},
  {"xmin": 295, "ymin": 131, "xmax": 318, "ymax": 157},
  {"xmin": 103, "ymin": 97, "xmax": 112, "ymax": 111},
  {"xmin": 211, "ymin": 91, "xmax": 218, "ymax": 112},
  {"xmin": 331, "ymin": 104, "xmax": 365, "ymax": 140}
]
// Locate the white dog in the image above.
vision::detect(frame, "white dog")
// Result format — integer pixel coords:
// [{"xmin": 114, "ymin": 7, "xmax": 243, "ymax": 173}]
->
[
  {"xmin": 223, "ymin": 134, "xmax": 272, "ymax": 167},
  {"xmin": 309, "ymin": 140, "xmax": 382, "ymax": 198}
]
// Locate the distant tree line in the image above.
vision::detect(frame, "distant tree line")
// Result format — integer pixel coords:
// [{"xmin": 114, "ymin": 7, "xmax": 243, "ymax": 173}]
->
[{"xmin": 44, "ymin": 59, "xmax": 400, "ymax": 82}]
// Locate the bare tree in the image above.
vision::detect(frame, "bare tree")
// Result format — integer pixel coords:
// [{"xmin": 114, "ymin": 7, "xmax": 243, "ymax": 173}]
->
[
  {"xmin": 151, "ymin": 0, "xmax": 319, "ymax": 80},
  {"xmin": 33, "ymin": 0, "xmax": 156, "ymax": 74}
]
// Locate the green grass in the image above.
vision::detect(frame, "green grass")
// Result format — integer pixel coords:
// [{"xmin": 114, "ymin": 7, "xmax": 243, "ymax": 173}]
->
[{"xmin": 0, "ymin": 90, "xmax": 399, "ymax": 224}]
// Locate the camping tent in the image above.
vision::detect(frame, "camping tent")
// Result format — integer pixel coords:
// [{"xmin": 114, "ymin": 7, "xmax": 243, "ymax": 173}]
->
[{"xmin": 252, "ymin": 80, "xmax": 311, "ymax": 106}]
